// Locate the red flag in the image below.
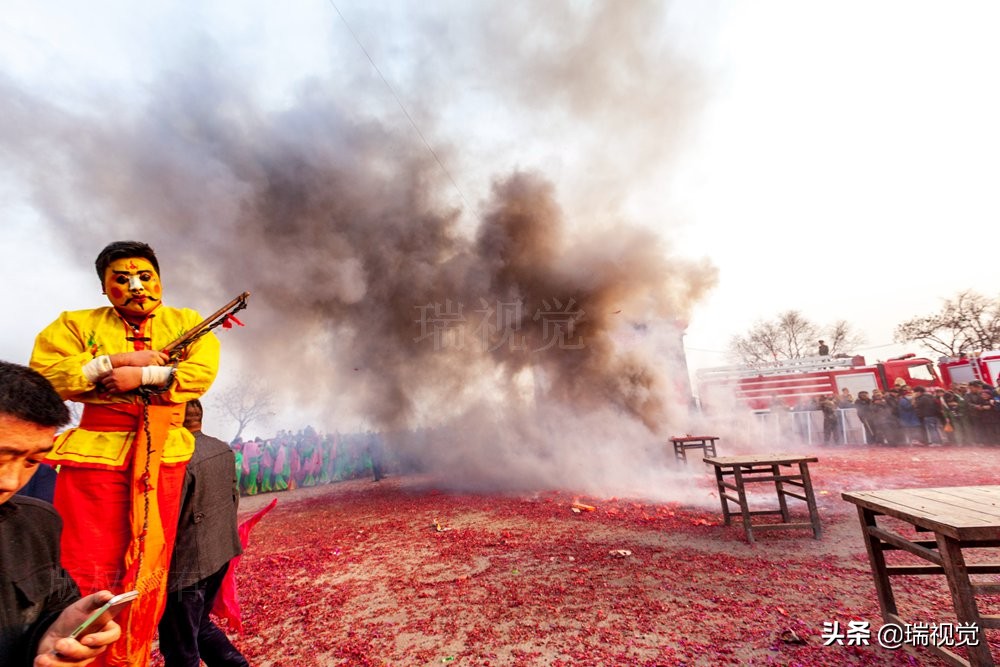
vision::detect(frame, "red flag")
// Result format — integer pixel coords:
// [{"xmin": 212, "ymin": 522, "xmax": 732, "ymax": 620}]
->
[
  {"xmin": 212, "ymin": 498, "xmax": 278, "ymax": 634},
  {"xmin": 222, "ymin": 314, "xmax": 245, "ymax": 329}
]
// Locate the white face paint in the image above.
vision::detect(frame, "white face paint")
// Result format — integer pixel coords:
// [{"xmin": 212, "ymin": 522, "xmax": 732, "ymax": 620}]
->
[{"xmin": 128, "ymin": 275, "xmax": 143, "ymax": 291}]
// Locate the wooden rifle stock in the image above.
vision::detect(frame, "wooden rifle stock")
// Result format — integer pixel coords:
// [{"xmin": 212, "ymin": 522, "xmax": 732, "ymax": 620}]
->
[{"xmin": 161, "ymin": 291, "xmax": 251, "ymax": 357}]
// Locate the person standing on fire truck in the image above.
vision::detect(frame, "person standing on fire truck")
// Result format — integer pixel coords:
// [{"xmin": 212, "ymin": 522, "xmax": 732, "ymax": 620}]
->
[{"xmin": 817, "ymin": 340, "xmax": 829, "ymax": 356}]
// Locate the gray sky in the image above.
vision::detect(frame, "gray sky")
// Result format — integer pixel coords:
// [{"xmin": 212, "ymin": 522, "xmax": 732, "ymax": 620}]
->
[{"xmin": 2, "ymin": 0, "xmax": 999, "ymax": 446}]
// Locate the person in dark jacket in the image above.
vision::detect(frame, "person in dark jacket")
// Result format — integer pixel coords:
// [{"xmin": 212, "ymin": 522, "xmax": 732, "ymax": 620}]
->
[
  {"xmin": 896, "ymin": 388, "xmax": 923, "ymax": 444},
  {"xmin": 913, "ymin": 386, "xmax": 945, "ymax": 445},
  {"xmin": 158, "ymin": 399, "xmax": 247, "ymax": 667},
  {"xmin": 868, "ymin": 391, "xmax": 894, "ymax": 445},
  {"xmin": 0, "ymin": 360, "xmax": 121, "ymax": 666},
  {"xmin": 965, "ymin": 382, "xmax": 992, "ymax": 444},
  {"xmin": 819, "ymin": 394, "xmax": 839, "ymax": 444},
  {"xmin": 943, "ymin": 390, "xmax": 969, "ymax": 445},
  {"xmin": 854, "ymin": 391, "xmax": 874, "ymax": 443}
]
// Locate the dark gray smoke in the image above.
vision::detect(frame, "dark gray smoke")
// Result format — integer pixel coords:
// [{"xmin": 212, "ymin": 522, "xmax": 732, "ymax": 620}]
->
[{"xmin": 0, "ymin": 1, "xmax": 718, "ymax": 495}]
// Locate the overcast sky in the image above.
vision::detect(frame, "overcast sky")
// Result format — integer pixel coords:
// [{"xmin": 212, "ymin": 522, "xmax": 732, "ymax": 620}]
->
[{"xmin": 2, "ymin": 1, "xmax": 999, "ymax": 440}]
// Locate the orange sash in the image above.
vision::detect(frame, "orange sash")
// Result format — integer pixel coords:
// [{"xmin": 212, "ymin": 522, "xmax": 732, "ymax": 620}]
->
[{"xmin": 56, "ymin": 404, "xmax": 186, "ymax": 667}]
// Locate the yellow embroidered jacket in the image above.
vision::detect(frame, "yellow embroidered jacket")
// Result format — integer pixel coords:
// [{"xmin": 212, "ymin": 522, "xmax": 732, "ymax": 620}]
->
[{"xmin": 30, "ymin": 305, "xmax": 220, "ymax": 469}]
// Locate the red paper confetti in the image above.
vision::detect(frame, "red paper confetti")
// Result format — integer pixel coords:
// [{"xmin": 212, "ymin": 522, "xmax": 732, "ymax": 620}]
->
[{"xmin": 149, "ymin": 445, "xmax": 1000, "ymax": 666}]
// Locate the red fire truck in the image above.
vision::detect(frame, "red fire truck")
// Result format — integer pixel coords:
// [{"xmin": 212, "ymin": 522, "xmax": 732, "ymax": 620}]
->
[
  {"xmin": 696, "ymin": 354, "xmax": 942, "ymax": 411},
  {"xmin": 937, "ymin": 351, "xmax": 1000, "ymax": 387}
]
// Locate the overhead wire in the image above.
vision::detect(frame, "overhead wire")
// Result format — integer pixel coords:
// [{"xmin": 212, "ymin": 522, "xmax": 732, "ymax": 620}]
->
[{"xmin": 325, "ymin": 0, "xmax": 472, "ymax": 212}]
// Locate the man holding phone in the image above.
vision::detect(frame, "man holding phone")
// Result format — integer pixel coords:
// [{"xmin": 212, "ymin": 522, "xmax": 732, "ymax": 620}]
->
[
  {"xmin": 0, "ymin": 360, "xmax": 122, "ymax": 666},
  {"xmin": 30, "ymin": 241, "xmax": 221, "ymax": 666}
]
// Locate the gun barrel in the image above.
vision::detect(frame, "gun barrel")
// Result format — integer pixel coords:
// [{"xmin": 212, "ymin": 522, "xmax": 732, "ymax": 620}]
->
[{"xmin": 162, "ymin": 291, "xmax": 251, "ymax": 356}]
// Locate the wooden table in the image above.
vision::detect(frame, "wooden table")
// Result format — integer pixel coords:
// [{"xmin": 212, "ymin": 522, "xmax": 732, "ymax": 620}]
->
[
  {"xmin": 842, "ymin": 486, "xmax": 1000, "ymax": 666},
  {"xmin": 670, "ymin": 435, "xmax": 719, "ymax": 463},
  {"xmin": 703, "ymin": 454, "xmax": 821, "ymax": 544}
]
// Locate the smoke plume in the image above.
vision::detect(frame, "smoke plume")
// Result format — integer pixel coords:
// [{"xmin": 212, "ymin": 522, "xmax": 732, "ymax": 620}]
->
[{"xmin": 0, "ymin": 1, "xmax": 718, "ymax": 498}]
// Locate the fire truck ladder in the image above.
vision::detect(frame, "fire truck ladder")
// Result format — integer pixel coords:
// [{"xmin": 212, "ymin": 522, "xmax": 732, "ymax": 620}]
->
[{"xmin": 696, "ymin": 355, "xmax": 859, "ymax": 381}]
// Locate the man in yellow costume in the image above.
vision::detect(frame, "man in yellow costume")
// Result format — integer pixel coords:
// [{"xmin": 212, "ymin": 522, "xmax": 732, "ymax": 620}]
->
[{"xmin": 30, "ymin": 241, "xmax": 220, "ymax": 667}]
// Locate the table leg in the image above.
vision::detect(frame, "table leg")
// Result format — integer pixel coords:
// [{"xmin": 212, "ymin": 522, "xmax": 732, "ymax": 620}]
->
[
  {"xmin": 798, "ymin": 461, "xmax": 822, "ymax": 539},
  {"xmin": 773, "ymin": 464, "xmax": 790, "ymax": 522},
  {"xmin": 674, "ymin": 442, "xmax": 685, "ymax": 464},
  {"xmin": 855, "ymin": 506, "xmax": 898, "ymax": 619},
  {"xmin": 936, "ymin": 534, "xmax": 994, "ymax": 666},
  {"xmin": 713, "ymin": 465, "xmax": 730, "ymax": 526},
  {"xmin": 706, "ymin": 439, "xmax": 717, "ymax": 457},
  {"xmin": 732, "ymin": 465, "xmax": 754, "ymax": 544}
]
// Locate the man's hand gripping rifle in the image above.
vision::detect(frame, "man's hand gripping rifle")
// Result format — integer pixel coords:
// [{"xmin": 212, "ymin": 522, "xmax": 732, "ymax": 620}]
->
[
  {"xmin": 161, "ymin": 291, "xmax": 251, "ymax": 361},
  {"xmin": 97, "ymin": 292, "xmax": 250, "ymax": 397}
]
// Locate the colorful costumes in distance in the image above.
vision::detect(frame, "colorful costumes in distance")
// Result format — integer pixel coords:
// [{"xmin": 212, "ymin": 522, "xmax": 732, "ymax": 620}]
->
[{"xmin": 240, "ymin": 440, "xmax": 262, "ymax": 496}]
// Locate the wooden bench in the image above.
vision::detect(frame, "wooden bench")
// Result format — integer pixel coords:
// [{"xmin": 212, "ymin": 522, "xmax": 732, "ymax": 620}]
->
[
  {"xmin": 703, "ymin": 453, "xmax": 821, "ymax": 544},
  {"xmin": 842, "ymin": 486, "xmax": 1000, "ymax": 666},
  {"xmin": 670, "ymin": 435, "xmax": 719, "ymax": 464}
]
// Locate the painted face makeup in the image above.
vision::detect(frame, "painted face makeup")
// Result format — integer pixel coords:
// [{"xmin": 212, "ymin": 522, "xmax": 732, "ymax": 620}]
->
[{"xmin": 103, "ymin": 257, "xmax": 162, "ymax": 318}]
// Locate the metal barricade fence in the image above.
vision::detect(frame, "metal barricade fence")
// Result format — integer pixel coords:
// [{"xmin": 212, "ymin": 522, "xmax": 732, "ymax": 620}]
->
[{"xmin": 751, "ymin": 408, "xmax": 867, "ymax": 446}]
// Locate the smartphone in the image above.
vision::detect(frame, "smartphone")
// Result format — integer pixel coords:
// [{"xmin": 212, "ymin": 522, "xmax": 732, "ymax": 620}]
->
[{"xmin": 67, "ymin": 590, "xmax": 139, "ymax": 640}]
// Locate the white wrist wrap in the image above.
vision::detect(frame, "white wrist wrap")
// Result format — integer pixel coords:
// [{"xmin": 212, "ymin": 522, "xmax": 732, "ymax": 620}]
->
[
  {"xmin": 141, "ymin": 366, "xmax": 174, "ymax": 386},
  {"xmin": 82, "ymin": 355, "xmax": 113, "ymax": 383}
]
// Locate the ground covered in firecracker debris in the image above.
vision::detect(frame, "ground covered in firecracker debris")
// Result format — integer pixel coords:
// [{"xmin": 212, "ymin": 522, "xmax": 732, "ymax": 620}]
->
[{"xmin": 158, "ymin": 444, "xmax": 1000, "ymax": 666}]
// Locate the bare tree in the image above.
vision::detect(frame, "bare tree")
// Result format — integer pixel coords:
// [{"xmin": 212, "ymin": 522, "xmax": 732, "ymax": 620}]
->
[
  {"xmin": 894, "ymin": 290, "xmax": 1000, "ymax": 357},
  {"xmin": 827, "ymin": 319, "xmax": 865, "ymax": 356},
  {"xmin": 213, "ymin": 374, "xmax": 276, "ymax": 442},
  {"xmin": 729, "ymin": 310, "xmax": 865, "ymax": 365}
]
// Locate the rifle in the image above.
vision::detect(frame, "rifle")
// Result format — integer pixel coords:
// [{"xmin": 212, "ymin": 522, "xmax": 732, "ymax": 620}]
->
[{"xmin": 162, "ymin": 291, "xmax": 251, "ymax": 360}]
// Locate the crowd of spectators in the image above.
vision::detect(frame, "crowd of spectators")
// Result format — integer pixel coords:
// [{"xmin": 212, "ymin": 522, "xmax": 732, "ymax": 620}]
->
[{"xmin": 782, "ymin": 379, "xmax": 1000, "ymax": 446}]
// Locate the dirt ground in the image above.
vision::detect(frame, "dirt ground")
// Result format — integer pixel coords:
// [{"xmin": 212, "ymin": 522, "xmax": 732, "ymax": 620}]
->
[{"xmin": 182, "ymin": 444, "xmax": 1000, "ymax": 666}]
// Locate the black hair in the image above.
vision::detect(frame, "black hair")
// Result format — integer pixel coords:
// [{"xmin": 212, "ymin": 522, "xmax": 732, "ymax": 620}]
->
[
  {"xmin": 94, "ymin": 241, "xmax": 160, "ymax": 283},
  {"xmin": 184, "ymin": 398, "xmax": 204, "ymax": 424},
  {"xmin": 0, "ymin": 360, "xmax": 70, "ymax": 427}
]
